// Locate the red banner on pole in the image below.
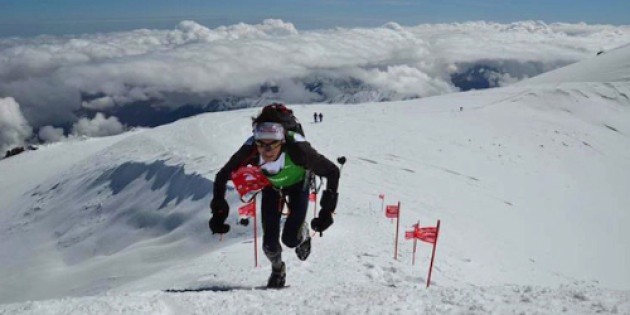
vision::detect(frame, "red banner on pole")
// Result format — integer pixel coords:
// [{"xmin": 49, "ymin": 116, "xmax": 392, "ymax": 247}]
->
[
  {"xmin": 404, "ymin": 226, "xmax": 438, "ymax": 243},
  {"xmin": 405, "ymin": 219, "xmax": 441, "ymax": 284},
  {"xmin": 405, "ymin": 223, "xmax": 420, "ymax": 239},
  {"xmin": 231, "ymin": 165, "xmax": 270, "ymax": 202},
  {"xmin": 426, "ymin": 220, "xmax": 440, "ymax": 288},
  {"xmin": 385, "ymin": 202, "xmax": 401, "ymax": 260},
  {"xmin": 405, "ymin": 222, "xmax": 420, "ymax": 265},
  {"xmin": 417, "ymin": 227, "xmax": 438, "ymax": 244},
  {"xmin": 385, "ymin": 204, "xmax": 399, "ymax": 218}
]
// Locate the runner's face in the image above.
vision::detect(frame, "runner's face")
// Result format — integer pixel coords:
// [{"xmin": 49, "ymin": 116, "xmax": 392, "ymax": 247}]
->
[{"xmin": 256, "ymin": 139, "xmax": 282, "ymax": 162}]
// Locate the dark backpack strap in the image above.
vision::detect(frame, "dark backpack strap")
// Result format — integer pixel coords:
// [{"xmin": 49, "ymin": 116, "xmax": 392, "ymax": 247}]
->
[{"xmin": 239, "ymin": 146, "xmax": 259, "ymax": 167}]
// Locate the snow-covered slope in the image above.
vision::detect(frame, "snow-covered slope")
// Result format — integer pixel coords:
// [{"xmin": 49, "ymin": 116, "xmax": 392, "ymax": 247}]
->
[
  {"xmin": 518, "ymin": 43, "xmax": 630, "ymax": 85},
  {"xmin": 1, "ymin": 45, "xmax": 630, "ymax": 314}
]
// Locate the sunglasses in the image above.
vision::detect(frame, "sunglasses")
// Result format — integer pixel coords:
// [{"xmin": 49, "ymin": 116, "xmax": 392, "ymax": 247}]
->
[{"xmin": 255, "ymin": 140, "xmax": 282, "ymax": 151}]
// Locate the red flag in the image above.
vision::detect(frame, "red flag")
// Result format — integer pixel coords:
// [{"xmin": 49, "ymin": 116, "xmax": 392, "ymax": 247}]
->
[
  {"xmin": 309, "ymin": 192, "xmax": 316, "ymax": 202},
  {"xmin": 405, "ymin": 223, "xmax": 420, "ymax": 240},
  {"xmin": 238, "ymin": 202, "xmax": 256, "ymax": 217},
  {"xmin": 404, "ymin": 230, "xmax": 416, "ymax": 239},
  {"xmin": 417, "ymin": 227, "xmax": 438, "ymax": 244},
  {"xmin": 231, "ymin": 165, "xmax": 270, "ymax": 198},
  {"xmin": 378, "ymin": 193, "xmax": 385, "ymax": 200},
  {"xmin": 385, "ymin": 204, "xmax": 399, "ymax": 218}
]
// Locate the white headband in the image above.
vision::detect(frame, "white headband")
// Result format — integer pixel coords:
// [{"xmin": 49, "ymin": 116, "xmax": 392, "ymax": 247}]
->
[{"xmin": 254, "ymin": 122, "xmax": 285, "ymax": 141}]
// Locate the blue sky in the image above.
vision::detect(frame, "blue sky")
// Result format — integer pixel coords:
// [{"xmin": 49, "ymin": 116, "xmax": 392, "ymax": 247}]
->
[{"xmin": 0, "ymin": 0, "xmax": 629, "ymax": 37}]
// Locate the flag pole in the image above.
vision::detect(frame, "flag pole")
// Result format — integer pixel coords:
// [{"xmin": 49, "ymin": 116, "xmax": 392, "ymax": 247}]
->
[
  {"xmin": 254, "ymin": 200, "xmax": 258, "ymax": 268},
  {"xmin": 311, "ymin": 192, "xmax": 318, "ymax": 237},
  {"xmin": 426, "ymin": 219, "xmax": 440, "ymax": 288},
  {"xmin": 314, "ymin": 192, "xmax": 318, "ymax": 219},
  {"xmin": 412, "ymin": 220, "xmax": 419, "ymax": 266},
  {"xmin": 394, "ymin": 201, "xmax": 401, "ymax": 260}
]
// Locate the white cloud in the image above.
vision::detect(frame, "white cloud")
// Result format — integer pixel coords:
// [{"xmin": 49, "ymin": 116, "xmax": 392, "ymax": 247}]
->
[
  {"xmin": 38, "ymin": 125, "xmax": 66, "ymax": 142},
  {"xmin": 0, "ymin": 20, "xmax": 629, "ymax": 129},
  {"xmin": 0, "ymin": 97, "xmax": 32, "ymax": 153},
  {"xmin": 82, "ymin": 96, "xmax": 116, "ymax": 110},
  {"xmin": 71, "ymin": 113, "xmax": 125, "ymax": 137}
]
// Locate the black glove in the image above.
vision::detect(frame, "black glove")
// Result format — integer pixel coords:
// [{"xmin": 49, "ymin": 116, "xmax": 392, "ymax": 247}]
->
[
  {"xmin": 319, "ymin": 189, "xmax": 338, "ymax": 212},
  {"xmin": 311, "ymin": 190, "xmax": 338, "ymax": 233},
  {"xmin": 311, "ymin": 208, "xmax": 333, "ymax": 233},
  {"xmin": 209, "ymin": 197, "xmax": 230, "ymax": 234}
]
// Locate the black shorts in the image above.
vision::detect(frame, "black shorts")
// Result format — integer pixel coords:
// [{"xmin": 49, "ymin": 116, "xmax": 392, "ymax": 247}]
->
[{"xmin": 260, "ymin": 182, "xmax": 309, "ymax": 253}]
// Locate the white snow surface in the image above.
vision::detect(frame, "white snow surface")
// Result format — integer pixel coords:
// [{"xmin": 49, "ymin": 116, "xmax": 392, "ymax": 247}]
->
[{"xmin": 1, "ymin": 45, "xmax": 630, "ymax": 314}]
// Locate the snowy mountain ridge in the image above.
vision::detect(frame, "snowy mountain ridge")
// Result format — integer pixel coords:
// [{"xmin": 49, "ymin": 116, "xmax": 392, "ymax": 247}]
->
[{"xmin": 0, "ymin": 43, "xmax": 630, "ymax": 314}]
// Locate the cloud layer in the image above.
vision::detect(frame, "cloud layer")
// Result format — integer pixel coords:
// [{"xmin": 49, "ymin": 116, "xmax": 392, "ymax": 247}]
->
[
  {"xmin": 71, "ymin": 113, "xmax": 125, "ymax": 137},
  {"xmin": 1, "ymin": 19, "xmax": 629, "ymax": 131}
]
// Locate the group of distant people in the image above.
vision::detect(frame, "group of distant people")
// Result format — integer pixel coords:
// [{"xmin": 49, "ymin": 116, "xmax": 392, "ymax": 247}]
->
[{"xmin": 313, "ymin": 112, "xmax": 324, "ymax": 123}]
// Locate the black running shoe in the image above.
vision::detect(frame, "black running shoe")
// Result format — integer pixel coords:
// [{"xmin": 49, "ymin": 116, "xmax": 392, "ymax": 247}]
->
[
  {"xmin": 267, "ymin": 262, "xmax": 286, "ymax": 288},
  {"xmin": 295, "ymin": 223, "xmax": 311, "ymax": 261},
  {"xmin": 296, "ymin": 236, "xmax": 311, "ymax": 261}
]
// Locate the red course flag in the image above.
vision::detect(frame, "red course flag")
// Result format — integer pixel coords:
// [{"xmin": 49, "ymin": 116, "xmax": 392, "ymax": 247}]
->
[
  {"xmin": 238, "ymin": 202, "xmax": 256, "ymax": 217},
  {"xmin": 417, "ymin": 227, "xmax": 438, "ymax": 244},
  {"xmin": 405, "ymin": 222, "xmax": 420, "ymax": 265},
  {"xmin": 385, "ymin": 202, "xmax": 402, "ymax": 260},
  {"xmin": 403, "ymin": 219, "xmax": 442, "ymax": 287},
  {"xmin": 378, "ymin": 193, "xmax": 385, "ymax": 200},
  {"xmin": 425, "ymin": 220, "xmax": 441, "ymax": 288},
  {"xmin": 231, "ymin": 165, "xmax": 270, "ymax": 201},
  {"xmin": 405, "ymin": 223, "xmax": 420, "ymax": 240},
  {"xmin": 404, "ymin": 230, "xmax": 416, "ymax": 239},
  {"xmin": 385, "ymin": 204, "xmax": 399, "ymax": 218}
]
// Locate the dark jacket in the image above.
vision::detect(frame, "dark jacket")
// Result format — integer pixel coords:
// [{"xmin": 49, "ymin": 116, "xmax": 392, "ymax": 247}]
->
[{"xmin": 213, "ymin": 134, "xmax": 340, "ymax": 199}]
